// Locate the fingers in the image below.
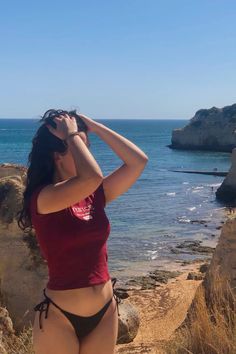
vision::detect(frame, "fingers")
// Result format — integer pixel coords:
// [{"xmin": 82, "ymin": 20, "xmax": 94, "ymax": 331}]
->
[
  {"xmin": 49, "ymin": 115, "xmax": 67, "ymax": 129},
  {"xmin": 45, "ymin": 113, "xmax": 76, "ymax": 133},
  {"xmin": 57, "ymin": 113, "xmax": 71, "ymax": 120},
  {"xmin": 46, "ymin": 124, "xmax": 54, "ymax": 132},
  {"xmin": 51, "ymin": 117, "xmax": 63, "ymax": 126}
]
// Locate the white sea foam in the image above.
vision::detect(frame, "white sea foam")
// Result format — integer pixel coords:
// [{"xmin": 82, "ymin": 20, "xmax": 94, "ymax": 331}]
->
[
  {"xmin": 206, "ymin": 183, "xmax": 222, "ymax": 188},
  {"xmin": 166, "ymin": 192, "xmax": 176, "ymax": 196},
  {"xmin": 192, "ymin": 186, "xmax": 204, "ymax": 193},
  {"xmin": 178, "ymin": 217, "xmax": 191, "ymax": 223},
  {"xmin": 187, "ymin": 207, "xmax": 196, "ymax": 211}
]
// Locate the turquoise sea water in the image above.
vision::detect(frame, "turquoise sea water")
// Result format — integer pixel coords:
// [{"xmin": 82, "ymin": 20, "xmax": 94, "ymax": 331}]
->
[{"xmin": 0, "ymin": 119, "xmax": 231, "ymax": 281}]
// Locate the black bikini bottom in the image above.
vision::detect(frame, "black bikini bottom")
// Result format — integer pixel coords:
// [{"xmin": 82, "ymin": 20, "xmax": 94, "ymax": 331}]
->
[{"xmin": 34, "ymin": 277, "xmax": 121, "ymax": 341}]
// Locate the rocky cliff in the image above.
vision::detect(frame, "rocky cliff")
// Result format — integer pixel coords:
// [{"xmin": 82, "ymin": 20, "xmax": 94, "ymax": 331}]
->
[
  {"xmin": 202, "ymin": 215, "xmax": 236, "ymax": 301},
  {"xmin": 0, "ymin": 164, "xmax": 48, "ymax": 332},
  {"xmin": 216, "ymin": 148, "xmax": 236, "ymax": 204},
  {"xmin": 169, "ymin": 103, "xmax": 236, "ymax": 152},
  {"xmin": 164, "ymin": 208, "xmax": 236, "ymax": 353},
  {"xmin": 185, "ymin": 210, "xmax": 236, "ymax": 323},
  {"xmin": 181, "ymin": 212, "xmax": 236, "ymax": 332}
]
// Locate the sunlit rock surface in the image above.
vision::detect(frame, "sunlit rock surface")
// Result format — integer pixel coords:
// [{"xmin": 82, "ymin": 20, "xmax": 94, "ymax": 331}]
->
[{"xmin": 169, "ymin": 103, "xmax": 236, "ymax": 152}]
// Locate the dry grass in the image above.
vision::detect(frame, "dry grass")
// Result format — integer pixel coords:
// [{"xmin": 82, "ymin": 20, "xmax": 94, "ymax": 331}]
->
[
  {"xmin": 165, "ymin": 268, "xmax": 236, "ymax": 354},
  {"xmin": 1, "ymin": 326, "xmax": 34, "ymax": 354}
]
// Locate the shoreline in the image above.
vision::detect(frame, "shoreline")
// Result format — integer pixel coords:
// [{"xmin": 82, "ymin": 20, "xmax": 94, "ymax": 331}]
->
[
  {"xmin": 111, "ymin": 206, "xmax": 227, "ymax": 289},
  {"xmin": 114, "ymin": 208, "xmax": 231, "ymax": 353}
]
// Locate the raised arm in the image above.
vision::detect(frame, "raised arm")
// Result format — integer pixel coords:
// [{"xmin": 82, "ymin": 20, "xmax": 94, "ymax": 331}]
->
[
  {"xmin": 37, "ymin": 114, "xmax": 103, "ymax": 214},
  {"xmin": 77, "ymin": 114, "xmax": 149, "ymax": 206}
]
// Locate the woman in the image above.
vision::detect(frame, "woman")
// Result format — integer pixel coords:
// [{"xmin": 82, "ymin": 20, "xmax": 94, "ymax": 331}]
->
[{"xmin": 17, "ymin": 109, "xmax": 148, "ymax": 354}]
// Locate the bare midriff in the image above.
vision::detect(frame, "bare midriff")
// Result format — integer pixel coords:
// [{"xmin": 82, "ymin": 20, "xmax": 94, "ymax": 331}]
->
[{"xmin": 45, "ymin": 278, "xmax": 114, "ymax": 316}]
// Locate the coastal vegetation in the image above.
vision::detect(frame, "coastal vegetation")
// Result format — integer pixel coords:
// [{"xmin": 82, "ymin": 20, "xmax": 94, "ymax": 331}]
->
[{"xmin": 165, "ymin": 266, "xmax": 236, "ymax": 354}]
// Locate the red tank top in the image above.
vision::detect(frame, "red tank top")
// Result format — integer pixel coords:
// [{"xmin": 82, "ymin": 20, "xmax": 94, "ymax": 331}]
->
[{"xmin": 30, "ymin": 182, "xmax": 111, "ymax": 290}]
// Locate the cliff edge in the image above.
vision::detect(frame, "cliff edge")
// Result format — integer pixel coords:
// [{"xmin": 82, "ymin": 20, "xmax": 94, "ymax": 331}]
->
[
  {"xmin": 216, "ymin": 148, "xmax": 236, "ymax": 204},
  {"xmin": 169, "ymin": 103, "xmax": 236, "ymax": 152}
]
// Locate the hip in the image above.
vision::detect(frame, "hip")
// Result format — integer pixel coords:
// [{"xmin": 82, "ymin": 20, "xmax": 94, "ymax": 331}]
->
[{"xmin": 44, "ymin": 278, "xmax": 117, "ymax": 317}]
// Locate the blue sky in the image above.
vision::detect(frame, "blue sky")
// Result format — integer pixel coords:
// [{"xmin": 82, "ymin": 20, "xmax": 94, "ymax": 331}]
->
[{"xmin": 0, "ymin": 0, "xmax": 235, "ymax": 119}]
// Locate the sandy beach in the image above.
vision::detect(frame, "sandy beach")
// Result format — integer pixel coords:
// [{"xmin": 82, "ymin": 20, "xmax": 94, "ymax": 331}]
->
[
  {"xmin": 115, "ymin": 260, "xmax": 207, "ymax": 354},
  {"xmin": 115, "ymin": 208, "xmax": 233, "ymax": 353}
]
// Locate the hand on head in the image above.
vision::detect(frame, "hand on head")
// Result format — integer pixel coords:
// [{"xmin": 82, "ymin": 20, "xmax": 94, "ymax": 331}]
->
[
  {"xmin": 40, "ymin": 109, "xmax": 95, "ymax": 140},
  {"xmin": 46, "ymin": 113, "xmax": 78, "ymax": 141}
]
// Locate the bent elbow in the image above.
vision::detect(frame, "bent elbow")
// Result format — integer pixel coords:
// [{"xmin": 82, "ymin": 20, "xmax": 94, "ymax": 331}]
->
[
  {"xmin": 93, "ymin": 174, "xmax": 104, "ymax": 182},
  {"xmin": 140, "ymin": 155, "xmax": 149, "ymax": 164}
]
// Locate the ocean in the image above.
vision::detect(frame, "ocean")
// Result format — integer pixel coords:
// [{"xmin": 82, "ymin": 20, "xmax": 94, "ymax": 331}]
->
[{"xmin": 0, "ymin": 118, "xmax": 231, "ymax": 282}]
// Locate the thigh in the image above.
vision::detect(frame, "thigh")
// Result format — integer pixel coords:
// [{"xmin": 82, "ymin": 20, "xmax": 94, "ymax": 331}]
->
[
  {"xmin": 79, "ymin": 297, "xmax": 118, "ymax": 354},
  {"xmin": 33, "ymin": 305, "xmax": 80, "ymax": 354}
]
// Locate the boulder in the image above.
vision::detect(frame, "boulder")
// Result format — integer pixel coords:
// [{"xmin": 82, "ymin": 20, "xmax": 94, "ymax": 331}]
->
[
  {"xmin": 169, "ymin": 103, "xmax": 236, "ymax": 152},
  {"xmin": 125, "ymin": 270, "xmax": 182, "ymax": 289},
  {"xmin": 216, "ymin": 148, "xmax": 236, "ymax": 204},
  {"xmin": 187, "ymin": 272, "xmax": 203, "ymax": 280},
  {"xmin": 117, "ymin": 300, "xmax": 140, "ymax": 344},
  {"xmin": 199, "ymin": 263, "xmax": 209, "ymax": 273},
  {"xmin": 171, "ymin": 240, "xmax": 215, "ymax": 255}
]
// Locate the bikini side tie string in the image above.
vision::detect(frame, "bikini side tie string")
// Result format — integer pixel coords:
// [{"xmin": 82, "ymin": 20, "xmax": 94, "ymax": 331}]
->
[
  {"xmin": 111, "ymin": 277, "xmax": 122, "ymax": 317},
  {"xmin": 33, "ymin": 288, "xmax": 50, "ymax": 330}
]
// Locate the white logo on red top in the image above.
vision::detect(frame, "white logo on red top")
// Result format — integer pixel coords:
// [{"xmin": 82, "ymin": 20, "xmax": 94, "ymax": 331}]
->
[{"xmin": 71, "ymin": 201, "xmax": 95, "ymax": 221}]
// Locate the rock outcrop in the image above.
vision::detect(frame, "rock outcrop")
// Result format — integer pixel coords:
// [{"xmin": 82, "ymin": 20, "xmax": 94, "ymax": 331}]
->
[
  {"xmin": 0, "ymin": 163, "xmax": 26, "ymax": 182},
  {"xmin": 181, "ymin": 214, "xmax": 236, "ymax": 330},
  {"xmin": 169, "ymin": 103, "xmax": 236, "ymax": 152},
  {"xmin": 202, "ymin": 216, "xmax": 236, "ymax": 303},
  {"xmin": 117, "ymin": 301, "xmax": 140, "ymax": 344},
  {"xmin": 216, "ymin": 148, "xmax": 236, "ymax": 204},
  {"xmin": 0, "ymin": 172, "xmax": 48, "ymax": 332}
]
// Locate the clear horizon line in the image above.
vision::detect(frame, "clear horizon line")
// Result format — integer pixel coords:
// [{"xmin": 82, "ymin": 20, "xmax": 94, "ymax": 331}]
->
[{"xmin": 0, "ymin": 117, "xmax": 190, "ymax": 120}]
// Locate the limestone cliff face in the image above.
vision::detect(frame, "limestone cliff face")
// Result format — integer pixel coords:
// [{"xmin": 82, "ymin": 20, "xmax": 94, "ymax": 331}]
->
[
  {"xmin": 169, "ymin": 103, "xmax": 236, "ymax": 152},
  {"xmin": 0, "ymin": 163, "xmax": 26, "ymax": 182},
  {"xmin": 202, "ymin": 216, "xmax": 236, "ymax": 296},
  {"xmin": 0, "ymin": 165, "xmax": 48, "ymax": 332},
  {"xmin": 216, "ymin": 148, "xmax": 236, "ymax": 203},
  {"xmin": 182, "ymin": 215, "xmax": 236, "ymax": 329}
]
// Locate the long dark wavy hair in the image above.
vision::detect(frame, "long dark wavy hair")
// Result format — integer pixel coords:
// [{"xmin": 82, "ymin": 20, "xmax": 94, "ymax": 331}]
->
[{"xmin": 17, "ymin": 109, "xmax": 88, "ymax": 233}]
